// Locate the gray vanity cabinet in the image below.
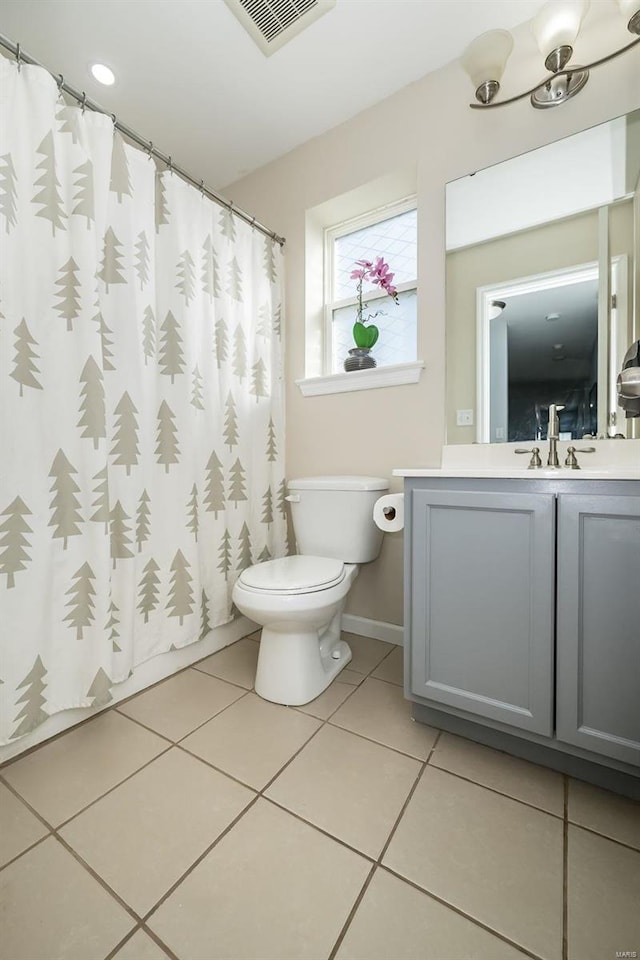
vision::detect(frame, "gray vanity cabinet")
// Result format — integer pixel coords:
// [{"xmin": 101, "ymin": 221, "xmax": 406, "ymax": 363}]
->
[
  {"xmin": 405, "ymin": 478, "xmax": 640, "ymax": 781},
  {"xmin": 409, "ymin": 489, "xmax": 555, "ymax": 736},
  {"xmin": 556, "ymin": 494, "xmax": 640, "ymax": 768}
]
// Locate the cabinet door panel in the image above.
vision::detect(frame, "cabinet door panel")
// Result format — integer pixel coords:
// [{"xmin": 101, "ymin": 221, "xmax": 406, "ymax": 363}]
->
[
  {"xmin": 410, "ymin": 490, "xmax": 554, "ymax": 735},
  {"xmin": 556, "ymin": 494, "xmax": 640, "ymax": 767}
]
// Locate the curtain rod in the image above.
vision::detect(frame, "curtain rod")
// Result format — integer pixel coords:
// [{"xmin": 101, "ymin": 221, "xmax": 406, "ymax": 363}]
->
[{"xmin": 0, "ymin": 35, "xmax": 286, "ymax": 247}]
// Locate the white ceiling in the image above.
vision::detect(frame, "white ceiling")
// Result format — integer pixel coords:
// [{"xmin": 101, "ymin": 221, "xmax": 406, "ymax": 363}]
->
[
  {"xmin": 506, "ymin": 279, "xmax": 599, "ymax": 383},
  {"xmin": 0, "ymin": 0, "xmax": 545, "ymax": 189}
]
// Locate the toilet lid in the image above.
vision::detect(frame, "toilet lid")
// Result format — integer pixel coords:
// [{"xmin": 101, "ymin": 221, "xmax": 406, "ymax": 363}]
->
[{"xmin": 239, "ymin": 556, "xmax": 345, "ymax": 594}]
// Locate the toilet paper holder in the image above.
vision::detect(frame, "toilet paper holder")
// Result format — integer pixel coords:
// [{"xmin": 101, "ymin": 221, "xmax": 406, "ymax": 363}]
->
[{"xmin": 382, "ymin": 506, "xmax": 396, "ymax": 520}]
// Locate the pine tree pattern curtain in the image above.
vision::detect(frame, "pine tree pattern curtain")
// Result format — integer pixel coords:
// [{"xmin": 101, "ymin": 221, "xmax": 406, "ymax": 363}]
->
[{"xmin": 0, "ymin": 60, "xmax": 286, "ymax": 744}]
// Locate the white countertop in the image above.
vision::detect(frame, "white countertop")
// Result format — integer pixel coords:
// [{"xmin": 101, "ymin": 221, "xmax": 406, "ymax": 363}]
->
[
  {"xmin": 394, "ymin": 467, "xmax": 640, "ymax": 480},
  {"xmin": 393, "ymin": 440, "xmax": 640, "ymax": 481}
]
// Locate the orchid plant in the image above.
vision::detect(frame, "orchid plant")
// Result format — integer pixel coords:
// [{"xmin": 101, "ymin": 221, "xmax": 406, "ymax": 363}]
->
[{"xmin": 349, "ymin": 257, "xmax": 400, "ymax": 349}]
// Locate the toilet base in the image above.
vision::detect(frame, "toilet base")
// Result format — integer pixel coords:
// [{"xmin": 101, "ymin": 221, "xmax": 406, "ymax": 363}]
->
[{"xmin": 255, "ymin": 610, "xmax": 352, "ymax": 706}]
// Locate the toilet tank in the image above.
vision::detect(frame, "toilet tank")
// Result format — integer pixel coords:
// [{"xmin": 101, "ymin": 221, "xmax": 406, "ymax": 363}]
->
[{"xmin": 287, "ymin": 476, "xmax": 389, "ymax": 563}]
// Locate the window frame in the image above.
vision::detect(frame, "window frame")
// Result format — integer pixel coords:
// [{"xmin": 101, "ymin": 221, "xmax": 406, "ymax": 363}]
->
[{"xmin": 323, "ymin": 196, "xmax": 418, "ymax": 375}]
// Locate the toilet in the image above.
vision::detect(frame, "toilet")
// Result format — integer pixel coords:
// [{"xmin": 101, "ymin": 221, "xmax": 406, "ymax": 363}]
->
[{"xmin": 232, "ymin": 475, "xmax": 389, "ymax": 705}]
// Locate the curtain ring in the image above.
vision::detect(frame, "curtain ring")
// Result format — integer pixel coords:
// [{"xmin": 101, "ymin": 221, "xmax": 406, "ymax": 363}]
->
[
  {"xmin": 146, "ymin": 140, "xmax": 154, "ymax": 159},
  {"xmin": 16, "ymin": 43, "xmax": 22, "ymax": 72},
  {"xmin": 111, "ymin": 113, "xmax": 117, "ymax": 126},
  {"xmin": 199, "ymin": 179, "xmax": 205, "ymax": 197},
  {"xmin": 57, "ymin": 74, "xmax": 64, "ymax": 92},
  {"xmin": 80, "ymin": 92, "xmax": 87, "ymax": 114},
  {"xmin": 250, "ymin": 216, "xmax": 256, "ymax": 228},
  {"xmin": 228, "ymin": 201, "xmax": 234, "ymax": 215},
  {"xmin": 167, "ymin": 156, "xmax": 173, "ymax": 175}
]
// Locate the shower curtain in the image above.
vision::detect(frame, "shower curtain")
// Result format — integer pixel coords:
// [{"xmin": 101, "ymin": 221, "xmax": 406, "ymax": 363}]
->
[{"xmin": 0, "ymin": 59, "xmax": 287, "ymax": 745}]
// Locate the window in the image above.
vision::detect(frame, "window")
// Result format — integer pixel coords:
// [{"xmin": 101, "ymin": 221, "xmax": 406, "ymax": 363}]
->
[{"xmin": 324, "ymin": 200, "xmax": 417, "ymax": 374}]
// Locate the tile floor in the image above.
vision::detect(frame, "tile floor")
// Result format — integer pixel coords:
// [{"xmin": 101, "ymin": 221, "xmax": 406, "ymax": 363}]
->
[{"xmin": 1, "ymin": 631, "xmax": 639, "ymax": 960}]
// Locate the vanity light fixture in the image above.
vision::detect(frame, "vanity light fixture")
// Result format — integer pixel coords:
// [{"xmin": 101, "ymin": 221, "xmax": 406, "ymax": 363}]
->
[{"xmin": 462, "ymin": 0, "xmax": 640, "ymax": 109}]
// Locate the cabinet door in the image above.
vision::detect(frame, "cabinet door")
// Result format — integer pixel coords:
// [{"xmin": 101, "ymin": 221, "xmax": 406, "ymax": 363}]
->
[
  {"xmin": 556, "ymin": 494, "xmax": 640, "ymax": 767},
  {"xmin": 410, "ymin": 489, "xmax": 555, "ymax": 735}
]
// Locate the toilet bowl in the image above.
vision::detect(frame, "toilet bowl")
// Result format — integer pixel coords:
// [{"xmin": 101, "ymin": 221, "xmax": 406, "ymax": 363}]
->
[{"xmin": 231, "ymin": 476, "xmax": 388, "ymax": 706}]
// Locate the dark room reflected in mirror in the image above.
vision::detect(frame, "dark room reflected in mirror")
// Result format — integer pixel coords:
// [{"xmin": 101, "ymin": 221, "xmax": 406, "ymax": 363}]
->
[{"xmin": 445, "ymin": 109, "xmax": 639, "ymax": 444}]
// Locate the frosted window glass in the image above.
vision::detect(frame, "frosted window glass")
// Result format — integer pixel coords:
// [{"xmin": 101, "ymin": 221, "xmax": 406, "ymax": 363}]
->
[{"xmin": 334, "ymin": 209, "xmax": 417, "ymax": 300}]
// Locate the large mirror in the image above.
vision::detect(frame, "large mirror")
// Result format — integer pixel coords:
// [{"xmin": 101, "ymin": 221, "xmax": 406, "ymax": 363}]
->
[{"xmin": 446, "ymin": 109, "xmax": 640, "ymax": 444}]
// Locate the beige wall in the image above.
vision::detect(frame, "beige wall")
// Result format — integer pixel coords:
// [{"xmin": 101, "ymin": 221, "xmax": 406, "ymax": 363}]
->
[
  {"xmin": 224, "ymin": 30, "xmax": 639, "ymax": 627},
  {"xmin": 446, "ymin": 200, "xmax": 634, "ymax": 444}
]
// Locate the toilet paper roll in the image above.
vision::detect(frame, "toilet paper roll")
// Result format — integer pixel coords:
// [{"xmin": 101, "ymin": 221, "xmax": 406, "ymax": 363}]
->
[{"xmin": 373, "ymin": 494, "xmax": 405, "ymax": 533}]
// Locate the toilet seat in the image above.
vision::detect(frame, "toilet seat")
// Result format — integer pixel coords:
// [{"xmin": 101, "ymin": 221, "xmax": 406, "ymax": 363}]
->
[{"xmin": 238, "ymin": 556, "xmax": 345, "ymax": 595}]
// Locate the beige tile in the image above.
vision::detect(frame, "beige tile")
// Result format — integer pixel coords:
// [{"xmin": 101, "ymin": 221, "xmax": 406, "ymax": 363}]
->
[
  {"xmin": 181, "ymin": 692, "xmax": 321, "ymax": 789},
  {"xmin": 568, "ymin": 825, "xmax": 640, "ymax": 960},
  {"xmin": 430, "ymin": 733, "xmax": 564, "ymax": 815},
  {"xmin": 112, "ymin": 929, "xmax": 171, "ymax": 960},
  {"xmin": 342, "ymin": 633, "xmax": 394, "ymax": 674},
  {"xmin": 149, "ymin": 798, "xmax": 370, "ymax": 960},
  {"xmin": 0, "ymin": 836, "xmax": 133, "ymax": 960},
  {"xmin": 0, "ymin": 781, "xmax": 48, "ymax": 867},
  {"xmin": 371, "ymin": 645, "xmax": 404, "ymax": 686},
  {"xmin": 194, "ymin": 636, "xmax": 259, "ymax": 688},
  {"xmin": 60, "ymin": 747, "xmax": 253, "ymax": 916},
  {"xmin": 383, "ymin": 766, "xmax": 563, "ymax": 960},
  {"xmin": 331, "ymin": 678, "xmax": 438, "ymax": 760},
  {"xmin": 296, "ymin": 670, "xmax": 364, "ymax": 721},
  {"xmin": 266, "ymin": 724, "xmax": 421, "ymax": 858},
  {"xmin": 2, "ymin": 711, "xmax": 167, "ymax": 826},
  {"xmin": 336, "ymin": 868, "xmax": 529, "ymax": 960},
  {"xmin": 117, "ymin": 668, "xmax": 246, "ymax": 741},
  {"xmin": 568, "ymin": 778, "xmax": 640, "ymax": 850}
]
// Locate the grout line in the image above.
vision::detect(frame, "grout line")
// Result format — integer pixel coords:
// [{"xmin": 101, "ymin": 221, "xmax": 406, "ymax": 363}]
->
[
  {"xmin": 189, "ymin": 664, "xmax": 257, "ymax": 693},
  {"xmin": 259, "ymin": 721, "xmax": 327, "ymax": 794},
  {"xmin": 424, "ymin": 760, "xmax": 566, "ymax": 822},
  {"xmin": 0, "ymin": 776, "xmax": 56, "ymax": 833},
  {"xmin": 102, "ymin": 925, "xmax": 144, "ymax": 960},
  {"xmin": 262, "ymin": 795, "xmax": 376, "ymax": 864},
  {"xmin": 175, "ymin": 742, "xmax": 262, "ymax": 794},
  {"xmin": 378, "ymin": 731, "xmax": 441, "ymax": 864},
  {"xmin": 565, "ymin": 820, "xmax": 640, "ymax": 856},
  {"xmin": 325, "ymin": 732, "xmax": 441, "ymax": 959},
  {"xmin": 563, "ymin": 775, "xmax": 569, "ymax": 960},
  {"xmin": 366, "ymin": 673, "xmax": 403, "ymax": 689},
  {"xmin": 327, "ymin": 716, "xmax": 438, "ymax": 765},
  {"xmin": 0, "ymin": 832, "xmax": 51, "ymax": 874},
  {"xmin": 379, "ymin": 863, "xmax": 547, "ymax": 960},
  {"xmin": 53, "ymin": 744, "xmax": 174, "ymax": 832},
  {"xmin": 140, "ymin": 922, "xmax": 181, "ymax": 960},
  {"xmin": 54, "ymin": 832, "xmax": 142, "ymax": 923},
  {"xmin": 327, "ymin": 863, "xmax": 377, "ymax": 960},
  {"xmin": 174, "ymin": 690, "xmax": 251, "ymax": 745},
  {"xmin": 141, "ymin": 794, "xmax": 261, "ymax": 926}
]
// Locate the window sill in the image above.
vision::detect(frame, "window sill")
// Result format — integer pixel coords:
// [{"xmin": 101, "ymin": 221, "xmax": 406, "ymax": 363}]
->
[{"xmin": 296, "ymin": 361, "xmax": 424, "ymax": 397}]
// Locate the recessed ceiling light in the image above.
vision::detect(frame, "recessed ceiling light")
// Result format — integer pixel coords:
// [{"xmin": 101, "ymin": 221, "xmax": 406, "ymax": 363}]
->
[
  {"xmin": 91, "ymin": 63, "xmax": 115, "ymax": 86},
  {"xmin": 545, "ymin": 312, "xmax": 560, "ymax": 322}
]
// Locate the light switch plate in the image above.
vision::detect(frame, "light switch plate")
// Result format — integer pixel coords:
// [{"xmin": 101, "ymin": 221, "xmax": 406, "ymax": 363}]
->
[{"xmin": 456, "ymin": 409, "xmax": 474, "ymax": 426}]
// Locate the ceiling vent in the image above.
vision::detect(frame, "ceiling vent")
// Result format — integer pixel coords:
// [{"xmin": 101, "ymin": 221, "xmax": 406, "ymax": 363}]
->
[{"xmin": 225, "ymin": 0, "xmax": 336, "ymax": 56}]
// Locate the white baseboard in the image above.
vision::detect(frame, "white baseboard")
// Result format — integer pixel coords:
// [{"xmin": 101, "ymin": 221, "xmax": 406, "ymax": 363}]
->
[
  {"xmin": 0, "ymin": 616, "xmax": 257, "ymax": 765},
  {"xmin": 341, "ymin": 614, "xmax": 404, "ymax": 646}
]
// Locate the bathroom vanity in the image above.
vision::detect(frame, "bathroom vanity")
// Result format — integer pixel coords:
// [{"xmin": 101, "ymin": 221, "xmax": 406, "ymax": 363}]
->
[{"xmin": 396, "ymin": 454, "xmax": 640, "ymax": 799}]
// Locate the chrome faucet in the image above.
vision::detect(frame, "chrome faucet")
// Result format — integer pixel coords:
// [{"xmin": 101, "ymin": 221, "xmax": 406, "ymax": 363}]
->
[{"xmin": 546, "ymin": 403, "xmax": 563, "ymax": 468}]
